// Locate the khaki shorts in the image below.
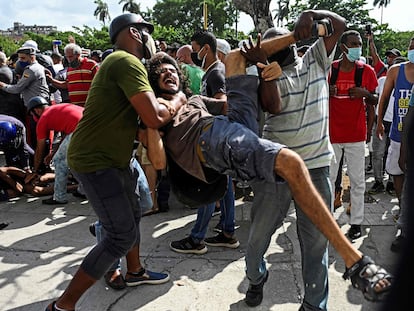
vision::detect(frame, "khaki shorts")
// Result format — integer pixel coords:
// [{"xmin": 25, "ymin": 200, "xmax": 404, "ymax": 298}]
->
[
  {"xmin": 136, "ymin": 143, "xmax": 152, "ymax": 166},
  {"xmin": 386, "ymin": 139, "xmax": 404, "ymax": 175}
]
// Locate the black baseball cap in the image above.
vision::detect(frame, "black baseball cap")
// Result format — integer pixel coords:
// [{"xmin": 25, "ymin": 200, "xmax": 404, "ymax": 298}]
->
[{"xmin": 385, "ymin": 48, "xmax": 401, "ymax": 57}]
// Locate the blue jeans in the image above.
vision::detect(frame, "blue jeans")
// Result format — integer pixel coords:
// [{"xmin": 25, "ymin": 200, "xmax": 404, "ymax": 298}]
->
[
  {"xmin": 246, "ymin": 167, "xmax": 331, "ymax": 311},
  {"xmin": 73, "ymin": 166, "xmax": 141, "ymax": 280},
  {"xmin": 218, "ymin": 177, "xmax": 235, "ymax": 234},
  {"xmin": 52, "ymin": 133, "xmax": 72, "ymax": 201},
  {"xmin": 190, "ymin": 177, "xmax": 235, "ymax": 243},
  {"xmin": 371, "ymin": 120, "xmax": 391, "ymax": 182},
  {"xmin": 199, "ymin": 76, "xmax": 284, "ymax": 185}
]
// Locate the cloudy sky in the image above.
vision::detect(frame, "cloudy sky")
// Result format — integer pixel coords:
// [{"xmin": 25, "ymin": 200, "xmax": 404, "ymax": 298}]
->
[{"xmin": 0, "ymin": 0, "xmax": 412, "ymax": 35}]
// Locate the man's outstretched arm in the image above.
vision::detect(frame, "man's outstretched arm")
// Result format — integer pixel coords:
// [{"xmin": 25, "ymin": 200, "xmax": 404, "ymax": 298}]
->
[{"xmin": 239, "ymin": 34, "xmax": 282, "ymax": 114}]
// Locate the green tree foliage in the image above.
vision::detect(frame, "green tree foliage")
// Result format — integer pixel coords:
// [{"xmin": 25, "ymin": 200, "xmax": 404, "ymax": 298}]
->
[
  {"xmin": 369, "ymin": 26, "xmax": 413, "ymax": 58},
  {"xmin": 0, "ymin": 36, "xmax": 19, "ymax": 57},
  {"xmin": 289, "ymin": 0, "xmax": 375, "ymax": 30},
  {"xmin": 2, "ymin": 0, "xmax": 410, "ymax": 61},
  {"xmin": 19, "ymin": 26, "xmax": 112, "ymax": 54},
  {"xmin": 151, "ymin": 0, "xmax": 238, "ymax": 41}
]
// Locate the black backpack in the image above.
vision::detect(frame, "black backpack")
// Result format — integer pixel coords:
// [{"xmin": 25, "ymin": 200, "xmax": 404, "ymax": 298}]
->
[{"xmin": 330, "ymin": 60, "xmax": 364, "ymax": 87}]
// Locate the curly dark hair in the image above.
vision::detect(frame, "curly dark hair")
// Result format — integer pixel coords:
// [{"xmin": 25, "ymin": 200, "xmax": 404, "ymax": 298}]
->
[{"xmin": 146, "ymin": 52, "xmax": 192, "ymax": 97}]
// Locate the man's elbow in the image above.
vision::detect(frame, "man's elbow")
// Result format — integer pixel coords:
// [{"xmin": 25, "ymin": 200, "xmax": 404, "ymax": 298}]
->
[
  {"xmin": 151, "ymin": 159, "xmax": 166, "ymax": 170},
  {"xmin": 267, "ymin": 106, "xmax": 281, "ymax": 114}
]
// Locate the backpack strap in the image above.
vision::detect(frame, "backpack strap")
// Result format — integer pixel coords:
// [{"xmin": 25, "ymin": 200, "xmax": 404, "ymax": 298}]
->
[
  {"xmin": 376, "ymin": 65, "xmax": 387, "ymax": 78},
  {"xmin": 354, "ymin": 60, "xmax": 364, "ymax": 87},
  {"xmin": 329, "ymin": 61, "xmax": 340, "ymax": 85},
  {"xmin": 330, "ymin": 60, "xmax": 364, "ymax": 87}
]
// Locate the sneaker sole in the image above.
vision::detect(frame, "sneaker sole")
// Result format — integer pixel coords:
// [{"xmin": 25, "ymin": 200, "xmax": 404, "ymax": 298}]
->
[
  {"xmin": 213, "ymin": 225, "xmax": 240, "ymax": 233},
  {"xmin": 169, "ymin": 244, "xmax": 208, "ymax": 255},
  {"xmin": 126, "ymin": 275, "xmax": 170, "ymax": 287},
  {"xmin": 204, "ymin": 241, "xmax": 240, "ymax": 248}
]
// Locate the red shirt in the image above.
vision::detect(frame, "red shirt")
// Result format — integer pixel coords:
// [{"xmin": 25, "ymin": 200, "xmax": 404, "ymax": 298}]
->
[
  {"xmin": 67, "ymin": 57, "xmax": 99, "ymax": 106},
  {"xmin": 329, "ymin": 61, "xmax": 378, "ymax": 143},
  {"xmin": 374, "ymin": 60, "xmax": 387, "ymax": 78},
  {"xmin": 36, "ymin": 104, "xmax": 84, "ymax": 140}
]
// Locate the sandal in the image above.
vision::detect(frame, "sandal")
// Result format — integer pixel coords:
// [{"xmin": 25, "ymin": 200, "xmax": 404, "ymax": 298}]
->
[
  {"xmin": 142, "ymin": 207, "xmax": 160, "ymax": 217},
  {"xmin": 342, "ymin": 255, "xmax": 393, "ymax": 301},
  {"xmin": 45, "ymin": 301, "xmax": 74, "ymax": 311},
  {"xmin": 104, "ymin": 270, "xmax": 126, "ymax": 290}
]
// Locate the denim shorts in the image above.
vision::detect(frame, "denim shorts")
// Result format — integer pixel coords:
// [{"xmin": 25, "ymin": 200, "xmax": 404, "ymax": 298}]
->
[{"xmin": 199, "ymin": 115, "xmax": 285, "ymax": 184}]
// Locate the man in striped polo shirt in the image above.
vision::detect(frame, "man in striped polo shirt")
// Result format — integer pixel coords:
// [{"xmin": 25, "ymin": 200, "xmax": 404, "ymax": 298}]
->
[
  {"xmin": 47, "ymin": 43, "xmax": 99, "ymax": 106},
  {"xmin": 244, "ymin": 10, "xmax": 346, "ymax": 309}
]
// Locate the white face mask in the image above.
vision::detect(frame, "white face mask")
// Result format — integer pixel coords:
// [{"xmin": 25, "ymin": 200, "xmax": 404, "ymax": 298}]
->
[
  {"xmin": 197, "ymin": 46, "xmax": 207, "ymax": 68},
  {"xmin": 197, "ymin": 46, "xmax": 205, "ymax": 60}
]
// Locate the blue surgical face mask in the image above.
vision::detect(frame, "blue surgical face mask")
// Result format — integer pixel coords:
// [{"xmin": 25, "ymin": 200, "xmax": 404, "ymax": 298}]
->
[
  {"xmin": 344, "ymin": 45, "xmax": 362, "ymax": 62},
  {"xmin": 19, "ymin": 61, "xmax": 30, "ymax": 68},
  {"xmin": 407, "ymin": 49, "xmax": 414, "ymax": 64}
]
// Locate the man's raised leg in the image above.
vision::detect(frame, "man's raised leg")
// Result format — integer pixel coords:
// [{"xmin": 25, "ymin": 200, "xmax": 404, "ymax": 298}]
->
[{"xmin": 274, "ymin": 148, "xmax": 392, "ymax": 300}]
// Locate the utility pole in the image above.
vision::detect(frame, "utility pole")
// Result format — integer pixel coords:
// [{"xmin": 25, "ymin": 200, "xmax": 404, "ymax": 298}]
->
[{"xmin": 203, "ymin": 0, "xmax": 208, "ymax": 30}]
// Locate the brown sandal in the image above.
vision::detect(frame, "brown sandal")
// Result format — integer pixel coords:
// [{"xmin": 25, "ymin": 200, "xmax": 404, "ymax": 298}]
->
[
  {"xmin": 142, "ymin": 207, "xmax": 160, "ymax": 217},
  {"xmin": 104, "ymin": 270, "xmax": 126, "ymax": 290}
]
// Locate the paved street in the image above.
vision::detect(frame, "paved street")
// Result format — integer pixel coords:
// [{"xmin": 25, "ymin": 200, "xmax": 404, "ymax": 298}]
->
[{"xmin": 0, "ymin": 168, "xmax": 400, "ymax": 311}]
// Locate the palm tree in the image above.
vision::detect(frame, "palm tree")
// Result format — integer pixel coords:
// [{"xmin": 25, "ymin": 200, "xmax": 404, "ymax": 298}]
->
[
  {"xmin": 118, "ymin": 0, "xmax": 141, "ymax": 14},
  {"xmin": 373, "ymin": 0, "xmax": 391, "ymax": 25},
  {"xmin": 274, "ymin": 0, "xmax": 290, "ymax": 27},
  {"xmin": 94, "ymin": 0, "xmax": 111, "ymax": 26},
  {"xmin": 373, "ymin": 0, "xmax": 391, "ymax": 6}
]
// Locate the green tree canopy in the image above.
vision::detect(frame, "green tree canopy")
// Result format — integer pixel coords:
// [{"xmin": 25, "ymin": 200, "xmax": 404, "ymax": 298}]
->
[{"xmin": 151, "ymin": 0, "xmax": 238, "ymax": 41}]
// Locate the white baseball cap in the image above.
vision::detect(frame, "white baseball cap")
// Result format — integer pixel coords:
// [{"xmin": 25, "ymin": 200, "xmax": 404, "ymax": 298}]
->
[
  {"xmin": 17, "ymin": 40, "xmax": 39, "ymax": 55},
  {"xmin": 216, "ymin": 38, "xmax": 231, "ymax": 55}
]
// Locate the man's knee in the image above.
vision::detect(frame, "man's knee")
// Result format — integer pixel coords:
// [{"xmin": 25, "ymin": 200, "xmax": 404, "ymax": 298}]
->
[
  {"xmin": 106, "ymin": 228, "xmax": 138, "ymax": 258},
  {"xmin": 275, "ymin": 148, "xmax": 307, "ymax": 178}
]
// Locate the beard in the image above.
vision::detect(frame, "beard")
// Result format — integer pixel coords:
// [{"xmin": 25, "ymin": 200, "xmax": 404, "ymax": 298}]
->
[{"xmin": 159, "ymin": 87, "xmax": 179, "ymax": 96}]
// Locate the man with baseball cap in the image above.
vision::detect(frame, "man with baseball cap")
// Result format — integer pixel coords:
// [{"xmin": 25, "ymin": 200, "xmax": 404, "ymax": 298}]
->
[
  {"xmin": 0, "ymin": 41, "xmax": 49, "ymax": 108},
  {"xmin": 0, "ymin": 41, "xmax": 50, "ymax": 148},
  {"xmin": 216, "ymin": 38, "xmax": 231, "ymax": 62},
  {"xmin": 385, "ymin": 48, "xmax": 401, "ymax": 57},
  {"xmin": 45, "ymin": 13, "xmax": 185, "ymax": 311}
]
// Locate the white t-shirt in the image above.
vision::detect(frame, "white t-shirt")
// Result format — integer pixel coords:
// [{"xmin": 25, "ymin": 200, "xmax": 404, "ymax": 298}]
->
[{"xmin": 376, "ymin": 76, "xmax": 394, "ymax": 122}]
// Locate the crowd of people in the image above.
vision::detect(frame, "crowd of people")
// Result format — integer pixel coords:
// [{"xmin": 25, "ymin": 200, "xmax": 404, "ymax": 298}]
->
[{"xmin": 0, "ymin": 8, "xmax": 412, "ymax": 311}]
